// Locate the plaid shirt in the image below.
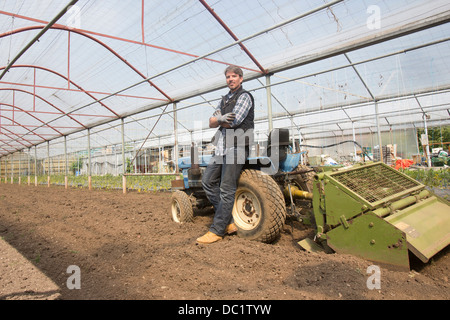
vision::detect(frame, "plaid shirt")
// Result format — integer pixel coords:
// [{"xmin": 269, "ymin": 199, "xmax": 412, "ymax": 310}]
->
[{"xmin": 213, "ymin": 90, "xmax": 253, "ymax": 156}]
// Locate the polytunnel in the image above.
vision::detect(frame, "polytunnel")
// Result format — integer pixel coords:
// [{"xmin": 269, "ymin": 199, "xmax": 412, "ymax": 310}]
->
[{"xmin": 0, "ymin": 0, "xmax": 449, "ymax": 186}]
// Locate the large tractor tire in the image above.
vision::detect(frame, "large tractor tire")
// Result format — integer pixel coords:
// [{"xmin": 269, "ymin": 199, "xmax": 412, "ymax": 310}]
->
[
  {"xmin": 171, "ymin": 190, "xmax": 194, "ymax": 223},
  {"xmin": 232, "ymin": 169, "xmax": 287, "ymax": 243}
]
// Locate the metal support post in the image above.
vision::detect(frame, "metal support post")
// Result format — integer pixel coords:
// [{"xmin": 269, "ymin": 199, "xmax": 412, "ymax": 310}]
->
[
  {"xmin": 34, "ymin": 146, "xmax": 38, "ymax": 186},
  {"xmin": 64, "ymin": 135, "xmax": 68, "ymax": 189},
  {"xmin": 18, "ymin": 151, "xmax": 21, "ymax": 185},
  {"xmin": 423, "ymin": 113, "xmax": 432, "ymax": 168},
  {"xmin": 173, "ymin": 102, "xmax": 179, "ymax": 173},
  {"xmin": 121, "ymin": 118, "xmax": 126, "ymax": 194},
  {"xmin": 374, "ymin": 101, "xmax": 383, "ymax": 163},
  {"xmin": 87, "ymin": 128, "xmax": 92, "ymax": 190},
  {"xmin": 47, "ymin": 141, "xmax": 50, "ymax": 187},
  {"xmin": 28, "ymin": 147, "xmax": 31, "ymax": 185},
  {"xmin": 352, "ymin": 121, "xmax": 357, "ymax": 161},
  {"xmin": 3, "ymin": 158, "xmax": 6, "ymax": 183},
  {"xmin": 266, "ymin": 74, "xmax": 273, "ymax": 132},
  {"xmin": 11, "ymin": 153, "xmax": 13, "ymax": 184}
]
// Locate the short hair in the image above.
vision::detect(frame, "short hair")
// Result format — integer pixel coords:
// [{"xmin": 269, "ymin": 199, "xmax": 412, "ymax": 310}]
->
[{"xmin": 224, "ymin": 65, "xmax": 243, "ymax": 77}]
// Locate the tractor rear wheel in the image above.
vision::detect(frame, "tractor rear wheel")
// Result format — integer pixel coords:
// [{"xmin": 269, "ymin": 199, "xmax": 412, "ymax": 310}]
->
[
  {"xmin": 171, "ymin": 190, "xmax": 194, "ymax": 223},
  {"xmin": 232, "ymin": 169, "xmax": 287, "ymax": 243}
]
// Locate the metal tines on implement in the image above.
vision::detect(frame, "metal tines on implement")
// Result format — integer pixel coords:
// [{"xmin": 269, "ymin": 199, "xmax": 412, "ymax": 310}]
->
[{"xmin": 309, "ymin": 162, "xmax": 450, "ymax": 271}]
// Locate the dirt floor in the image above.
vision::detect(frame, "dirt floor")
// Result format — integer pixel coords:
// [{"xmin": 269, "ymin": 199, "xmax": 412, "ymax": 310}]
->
[{"xmin": 0, "ymin": 183, "xmax": 449, "ymax": 301}]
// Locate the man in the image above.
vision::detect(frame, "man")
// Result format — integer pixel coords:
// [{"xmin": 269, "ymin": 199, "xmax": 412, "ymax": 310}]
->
[{"xmin": 196, "ymin": 65, "xmax": 254, "ymax": 244}]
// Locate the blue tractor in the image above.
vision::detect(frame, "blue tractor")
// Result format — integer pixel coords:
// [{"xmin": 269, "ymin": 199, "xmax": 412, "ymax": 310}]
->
[
  {"xmin": 170, "ymin": 128, "xmax": 315, "ymax": 243},
  {"xmin": 171, "ymin": 129, "xmax": 450, "ymax": 270}
]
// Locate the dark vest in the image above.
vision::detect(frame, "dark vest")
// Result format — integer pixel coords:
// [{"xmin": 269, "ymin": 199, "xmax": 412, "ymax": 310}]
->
[
  {"xmin": 218, "ymin": 86, "xmax": 254, "ymax": 148},
  {"xmin": 220, "ymin": 86, "xmax": 254, "ymax": 132}
]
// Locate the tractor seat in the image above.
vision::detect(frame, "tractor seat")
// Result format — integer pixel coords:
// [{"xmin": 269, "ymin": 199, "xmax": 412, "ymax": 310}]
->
[{"xmin": 267, "ymin": 128, "xmax": 290, "ymax": 162}]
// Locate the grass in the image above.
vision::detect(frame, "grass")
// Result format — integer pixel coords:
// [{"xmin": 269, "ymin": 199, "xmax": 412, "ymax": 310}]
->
[{"xmin": 33, "ymin": 253, "xmax": 41, "ymax": 264}]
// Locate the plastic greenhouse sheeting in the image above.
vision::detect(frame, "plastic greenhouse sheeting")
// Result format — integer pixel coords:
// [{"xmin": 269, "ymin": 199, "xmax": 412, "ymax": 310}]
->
[{"xmin": 0, "ymin": 0, "xmax": 449, "ymax": 158}]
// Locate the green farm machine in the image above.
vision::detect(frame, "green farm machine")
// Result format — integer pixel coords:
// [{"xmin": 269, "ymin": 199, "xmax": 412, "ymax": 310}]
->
[
  {"xmin": 307, "ymin": 162, "xmax": 449, "ymax": 270},
  {"xmin": 171, "ymin": 129, "xmax": 450, "ymax": 270}
]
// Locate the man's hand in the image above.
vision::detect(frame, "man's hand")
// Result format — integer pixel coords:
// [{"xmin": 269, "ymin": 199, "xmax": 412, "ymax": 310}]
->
[{"xmin": 216, "ymin": 112, "xmax": 236, "ymax": 125}]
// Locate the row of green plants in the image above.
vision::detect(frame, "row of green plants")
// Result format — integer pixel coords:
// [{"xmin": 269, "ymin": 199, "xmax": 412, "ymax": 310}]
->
[
  {"xmin": 4, "ymin": 168, "xmax": 449, "ymax": 190},
  {"xmin": 6, "ymin": 174, "xmax": 181, "ymax": 192},
  {"xmin": 400, "ymin": 168, "xmax": 449, "ymax": 188}
]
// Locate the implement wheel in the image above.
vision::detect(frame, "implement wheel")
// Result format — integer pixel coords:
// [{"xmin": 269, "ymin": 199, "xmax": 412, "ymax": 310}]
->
[
  {"xmin": 171, "ymin": 191, "xmax": 194, "ymax": 223},
  {"xmin": 232, "ymin": 169, "xmax": 287, "ymax": 243},
  {"xmin": 293, "ymin": 164, "xmax": 315, "ymax": 193}
]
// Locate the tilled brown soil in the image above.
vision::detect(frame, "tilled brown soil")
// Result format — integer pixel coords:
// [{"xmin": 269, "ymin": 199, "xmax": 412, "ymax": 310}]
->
[{"xmin": 0, "ymin": 183, "xmax": 448, "ymax": 300}]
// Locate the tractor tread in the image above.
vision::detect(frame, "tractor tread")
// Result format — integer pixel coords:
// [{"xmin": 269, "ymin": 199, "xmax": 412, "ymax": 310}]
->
[{"xmin": 238, "ymin": 169, "xmax": 286, "ymax": 243}]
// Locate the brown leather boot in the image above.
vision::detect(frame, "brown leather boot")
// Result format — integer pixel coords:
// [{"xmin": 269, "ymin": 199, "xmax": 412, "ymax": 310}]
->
[
  {"xmin": 196, "ymin": 231, "xmax": 223, "ymax": 244},
  {"xmin": 225, "ymin": 223, "xmax": 238, "ymax": 235}
]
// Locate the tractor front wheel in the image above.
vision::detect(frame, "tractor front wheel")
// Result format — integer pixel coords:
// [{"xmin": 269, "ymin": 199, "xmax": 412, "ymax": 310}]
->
[
  {"xmin": 232, "ymin": 169, "xmax": 287, "ymax": 243},
  {"xmin": 171, "ymin": 190, "xmax": 194, "ymax": 223}
]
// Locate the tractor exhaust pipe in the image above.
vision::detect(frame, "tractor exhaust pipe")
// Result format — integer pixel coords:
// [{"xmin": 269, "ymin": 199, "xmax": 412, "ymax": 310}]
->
[{"xmin": 190, "ymin": 142, "xmax": 201, "ymax": 176}]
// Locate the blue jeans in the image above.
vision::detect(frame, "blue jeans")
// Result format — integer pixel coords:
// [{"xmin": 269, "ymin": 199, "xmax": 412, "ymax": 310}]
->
[{"xmin": 201, "ymin": 148, "xmax": 248, "ymax": 236}]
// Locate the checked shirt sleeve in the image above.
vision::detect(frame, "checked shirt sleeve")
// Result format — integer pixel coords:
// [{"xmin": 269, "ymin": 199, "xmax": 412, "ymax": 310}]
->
[{"xmin": 230, "ymin": 92, "xmax": 252, "ymax": 128}]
